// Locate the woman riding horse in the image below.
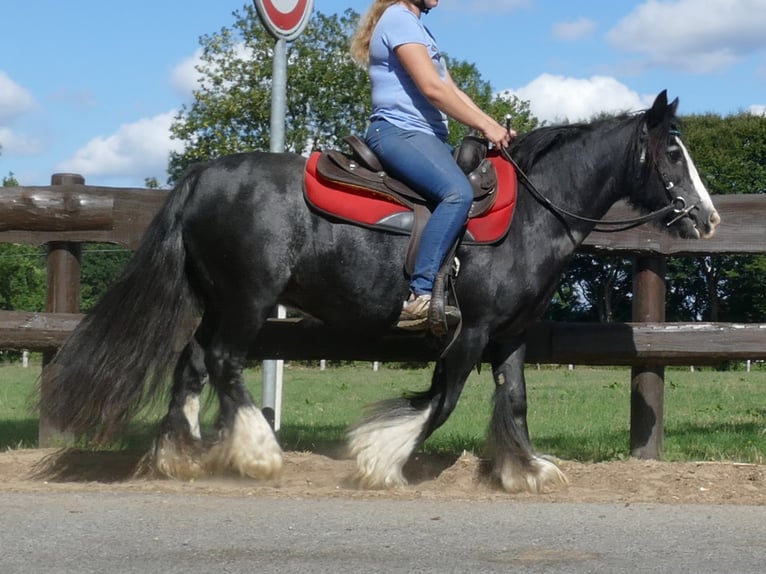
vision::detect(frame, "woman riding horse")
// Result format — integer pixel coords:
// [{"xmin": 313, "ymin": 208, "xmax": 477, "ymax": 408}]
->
[
  {"xmin": 39, "ymin": 90, "xmax": 720, "ymax": 492},
  {"xmin": 352, "ymin": 0, "xmax": 514, "ymax": 329}
]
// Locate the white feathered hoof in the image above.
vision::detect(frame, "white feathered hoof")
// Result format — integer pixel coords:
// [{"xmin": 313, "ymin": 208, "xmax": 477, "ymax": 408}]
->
[
  {"xmin": 348, "ymin": 447, "xmax": 408, "ymax": 490},
  {"xmin": 493, "ymin": 453, "xmax": 569, "ymax": 493},
  {"xmin": 346, "ymin": 405, "xmax": 433, "ymax": 489},
  {"xmin": 152, "ymin": 432, "xmax": 205, "ymax": 481},
  {"xmin": 347, "ymin": 425, "xmax": 408, "ymax": 489},
  {"xmin": 204, "ymin": 406, "xmax": 283, "ymax": 479}
]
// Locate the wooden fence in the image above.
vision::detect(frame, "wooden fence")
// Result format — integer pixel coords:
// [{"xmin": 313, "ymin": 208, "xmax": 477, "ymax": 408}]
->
[{"xmin": 3, "ymin": 173, "xmax": 766, "ymax": 456}]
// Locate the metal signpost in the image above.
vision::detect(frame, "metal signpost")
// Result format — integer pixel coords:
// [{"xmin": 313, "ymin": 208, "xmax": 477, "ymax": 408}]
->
[{"xmin": 253, "ymin": 0, "xmax": 313, "ymax": 430}]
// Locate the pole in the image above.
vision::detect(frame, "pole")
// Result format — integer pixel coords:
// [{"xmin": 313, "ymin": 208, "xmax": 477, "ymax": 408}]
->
[
  {"xmin": 39, "ymin": 173, "xmax": 82, "ymax": 447},
  {"xmin": 261, "ymin": 37, "xmax": 288, "ymax": 431},
  {"xmin": 630, "ymin": 256, "xmax": 666, "ymax": 459}
]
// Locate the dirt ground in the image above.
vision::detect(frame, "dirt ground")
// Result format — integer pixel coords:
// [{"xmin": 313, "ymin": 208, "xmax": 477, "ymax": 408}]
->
[{"xmin": 0, "ymin": 448, "xmax": 764, "ymax": 505}]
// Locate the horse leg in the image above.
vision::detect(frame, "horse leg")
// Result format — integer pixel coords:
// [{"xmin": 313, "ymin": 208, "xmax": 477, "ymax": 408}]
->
[
  {"xmin": 152, "ymin": 334, "xmax": 208, "ymax": 479},
  {"xmin": 348, "ymin": 329, "xmax": 486, "ymax": 489},
  {"xmin": 489, "ymin": 337, "xmax": 568, "ymax": 493},
  {"xmin": 202, "ymin": 311, "xmax": 282, "ymax": 479}
]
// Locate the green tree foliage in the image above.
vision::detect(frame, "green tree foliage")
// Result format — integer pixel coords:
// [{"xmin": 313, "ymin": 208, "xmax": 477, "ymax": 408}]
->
[
  {"xmin": 683, "ymin": 112, "xmax": 766, "ymax": 195},
  {"xmin": 168, "ymin": 7, "xmax": 369, "ymax": 182},
  {"xmin": 548, "ymin": 112, "xmax": 766, "ymax": 324},
  {"xmin": 168, "ymin": 7, "xmax": 538, "ymax": 182},
  {"xmin": 446, "ymin": 60, "xmax": 538, "ymax": 145},
  {"xmin": 667, "ymin": 112, "xmax": 766, "ymax": 322},
  {"xmin": 550, "ymin": 257, "xmax": 633, "ymax": 322},
  {"xmin": 79, "ymin": 245, "xmax": 132, "ymax": 312},
  {"xmin": 0, "ymin": 173, "xmax": 46, "ymax": 313}
]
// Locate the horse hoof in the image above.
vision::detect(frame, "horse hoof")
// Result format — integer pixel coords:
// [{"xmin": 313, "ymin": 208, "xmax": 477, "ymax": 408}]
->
[
  {"xmin": 204, "ymin": 444, "xmax": 283, "ymax": 479},
  {"xmin": 494, "ymin": 455, "xmax": 569, "ymax": 494},
  {"xmin": 349, "ymin": 466, "xmax": 408, "ymax": 490},
  {"xmin": 204, "ymin": 405, "xmax": 283, "ymax": 479},
  {"xmin": 152, "ymin": 433, "xmax": 205, "ymax": 480}
]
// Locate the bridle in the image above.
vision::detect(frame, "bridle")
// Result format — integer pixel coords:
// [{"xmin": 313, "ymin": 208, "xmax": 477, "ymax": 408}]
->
[{"xmin": 498, "ymin": 127, "xmax": 696, "ymax": 233}]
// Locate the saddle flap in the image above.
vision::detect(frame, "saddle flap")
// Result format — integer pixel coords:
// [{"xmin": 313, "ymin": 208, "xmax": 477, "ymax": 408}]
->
[{"xmin": 466, "ymin": 158, "xmax": 498, "ymax": 217}]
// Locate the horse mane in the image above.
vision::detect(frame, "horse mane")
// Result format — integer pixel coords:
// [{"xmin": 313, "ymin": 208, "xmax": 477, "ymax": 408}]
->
[{"xmin": 511, "ymin": 114, "xmax": 642, "ymax": 172}]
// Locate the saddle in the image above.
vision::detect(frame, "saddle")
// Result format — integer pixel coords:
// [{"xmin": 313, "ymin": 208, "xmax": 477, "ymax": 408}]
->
[{"xmin": 307, "ymin": 135, "xmax": 516, "ymax": 275}]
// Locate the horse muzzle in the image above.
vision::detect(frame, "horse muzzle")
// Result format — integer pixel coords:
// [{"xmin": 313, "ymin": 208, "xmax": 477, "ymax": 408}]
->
[{"xmin": 670, "ymin": 202, "xmax": 721, "ymax": 239}]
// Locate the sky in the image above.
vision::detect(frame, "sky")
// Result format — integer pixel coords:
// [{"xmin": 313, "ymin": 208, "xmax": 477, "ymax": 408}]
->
[{"xmin": 1, "ymin": 0, "xmax": 765, "ymax": 188}]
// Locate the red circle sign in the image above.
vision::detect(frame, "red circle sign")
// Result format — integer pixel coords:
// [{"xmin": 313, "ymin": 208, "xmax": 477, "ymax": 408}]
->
[{"xmin": 254, "ymin": 0, "xmax": 313, "ymax": 40}]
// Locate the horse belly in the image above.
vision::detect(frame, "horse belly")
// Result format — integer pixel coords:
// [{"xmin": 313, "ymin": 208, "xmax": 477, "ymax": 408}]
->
[{"xmin": 284, "ymin": 227, "xmax": 410, "ymax": 328}]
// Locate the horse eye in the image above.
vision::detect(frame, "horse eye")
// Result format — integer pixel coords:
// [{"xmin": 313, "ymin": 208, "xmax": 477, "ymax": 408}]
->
[{"xmin": 667, "ymin": 146, "xmax": 682, "ymax": 162}]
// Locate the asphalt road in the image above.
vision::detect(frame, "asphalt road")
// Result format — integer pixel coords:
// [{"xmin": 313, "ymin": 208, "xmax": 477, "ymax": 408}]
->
[{"xmin": 2, "ymin": 492, "xmax": 764, "ymax": 573}]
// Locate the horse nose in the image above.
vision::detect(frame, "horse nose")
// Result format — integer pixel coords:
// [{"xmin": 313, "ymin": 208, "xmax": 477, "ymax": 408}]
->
[{"xmin": 702, "ymin": 209, "xmax": 721, "ymax": 238}]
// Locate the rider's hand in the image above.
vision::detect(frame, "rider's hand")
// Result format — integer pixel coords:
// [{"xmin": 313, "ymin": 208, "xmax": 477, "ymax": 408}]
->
[{"xmin": 483, "ymin": 120, "xmax": 516, "ymax": 149}]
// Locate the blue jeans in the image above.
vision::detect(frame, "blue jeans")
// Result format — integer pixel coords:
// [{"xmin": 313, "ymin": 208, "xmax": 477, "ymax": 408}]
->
[{"xmin": 365, "ymin": 119, "xmax": 473, "ymax": 296}]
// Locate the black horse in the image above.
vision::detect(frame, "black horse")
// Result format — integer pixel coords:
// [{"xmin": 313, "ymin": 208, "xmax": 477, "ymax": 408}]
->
[{"xmin": 40, "ymin": 91, "xmax": 719, "ymax": 492}]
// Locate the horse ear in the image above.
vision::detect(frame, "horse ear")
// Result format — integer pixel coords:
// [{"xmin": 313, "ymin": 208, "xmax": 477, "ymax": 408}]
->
[
  {"xmin": 646, "ymin": 90, "xmax": 670, "ymax": 129},
  {"xmin": 668, "ymin": 96, "xmax": 679, "ymax": 117}
]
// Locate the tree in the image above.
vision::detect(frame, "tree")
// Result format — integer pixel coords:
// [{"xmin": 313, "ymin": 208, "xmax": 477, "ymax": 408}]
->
[
  {"xmin": 79, "ymin": 245, "xmax": 132, "ymax": 312},
  {"xmin": 169, "ymin": 7, "xmax": 369, "ymax": 182},
  {"xmin": 168, "ymin": 7, "xmax": 538, "ymax": 182},
  {"xmin": 548, "ymin": 112, "xmax": 766, "ymax": 324},
  {"xmin": 667, "ymin": 112, "xmax": 766, "ymax": 322},
  {"xmin": 445, "ymin": 60, "xmax": 538, "ymax": 145},
  {"xmin": 0, "ymin": 173, "xmax": 46, "ymax": 314}
]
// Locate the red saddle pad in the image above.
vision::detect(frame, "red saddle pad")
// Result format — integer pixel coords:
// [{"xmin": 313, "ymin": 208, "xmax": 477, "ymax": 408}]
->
[{"xmin": 304, "ymin": 150, "xmax": 517, "ymax": 244}]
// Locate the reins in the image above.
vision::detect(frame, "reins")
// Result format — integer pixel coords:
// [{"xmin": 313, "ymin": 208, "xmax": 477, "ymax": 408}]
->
[{"xmin": 498, "ymin": 139, "xmax": 689, "ymax": 234}]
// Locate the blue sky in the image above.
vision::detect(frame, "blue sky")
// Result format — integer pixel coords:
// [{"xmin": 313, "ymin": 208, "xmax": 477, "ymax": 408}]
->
[{"xmin": 1, "ymin": 0, "xmax": 764, "ymax": 188}]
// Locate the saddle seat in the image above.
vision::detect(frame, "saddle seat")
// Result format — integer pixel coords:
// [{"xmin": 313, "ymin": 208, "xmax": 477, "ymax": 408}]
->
[{"xmin": 321, "ymin": 135, "xmax": 499, "ymax": 219}]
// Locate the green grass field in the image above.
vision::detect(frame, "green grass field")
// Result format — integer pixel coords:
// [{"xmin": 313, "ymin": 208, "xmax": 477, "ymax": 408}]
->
[{"xmin": 1, "ymin": 362, "xmax": 764, "ymax": 463}]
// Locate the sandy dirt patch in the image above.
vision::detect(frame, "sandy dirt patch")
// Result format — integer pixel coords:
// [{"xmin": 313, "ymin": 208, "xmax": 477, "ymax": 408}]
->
[{"xmin": 1, "ymin": 448, "xmax": 763, "ymax": 505}]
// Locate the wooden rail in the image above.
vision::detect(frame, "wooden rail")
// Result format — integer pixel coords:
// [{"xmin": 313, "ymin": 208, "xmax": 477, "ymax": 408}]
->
[
  {"xmin": 2, "ymin": 174, "xmax": 765, "ymax": 457},
  {"xmin": 5, "ymin": 312, "xmax": 766, "ymax": 366}
]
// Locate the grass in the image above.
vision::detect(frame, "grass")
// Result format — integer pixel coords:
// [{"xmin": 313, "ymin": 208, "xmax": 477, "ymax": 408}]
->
[{"xmin": 1, "ymin": 362, "xmax": 764, "ymax": 463}]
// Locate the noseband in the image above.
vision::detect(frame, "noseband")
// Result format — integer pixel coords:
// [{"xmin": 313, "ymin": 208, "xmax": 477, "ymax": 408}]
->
[{"xmin": 499, "ymin": 128, "xmax": 695, "ymax": 233}]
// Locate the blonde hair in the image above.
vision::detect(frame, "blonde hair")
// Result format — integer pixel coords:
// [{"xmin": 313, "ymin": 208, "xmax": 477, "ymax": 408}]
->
[{"xmin": 350, "ymin": 0, "xmax": 402, "ymax": 65}]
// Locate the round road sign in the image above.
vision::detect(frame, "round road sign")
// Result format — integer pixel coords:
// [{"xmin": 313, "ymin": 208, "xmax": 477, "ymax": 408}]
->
[{"xmin": 254, "ymin": 0, "xmax": 313, "ymax": 41}]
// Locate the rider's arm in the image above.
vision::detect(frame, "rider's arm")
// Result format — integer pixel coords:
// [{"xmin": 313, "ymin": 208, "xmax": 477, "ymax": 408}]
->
[{"xmin": 394, "ymin": 42, "xmax": 510, "ymax": 147}]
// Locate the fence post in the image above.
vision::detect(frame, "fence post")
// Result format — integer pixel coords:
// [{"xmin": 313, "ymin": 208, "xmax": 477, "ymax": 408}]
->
[
  {"xmin": 630, "ymin": 255, "xmax": 666, "ymax": 459},
  {"xmin": 38, "ymin": 173, "xmax": 83, "ymax": 447}
]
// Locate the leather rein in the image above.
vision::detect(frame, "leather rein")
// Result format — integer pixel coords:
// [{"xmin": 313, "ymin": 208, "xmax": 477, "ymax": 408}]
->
[{"xmin": 497, "ymin": 134, "xmax": 695, "ymax": 234}]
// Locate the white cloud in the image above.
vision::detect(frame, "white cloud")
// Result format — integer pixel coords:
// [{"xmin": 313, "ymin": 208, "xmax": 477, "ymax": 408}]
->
[
  {"xmin": 552, "ymin": 18, "xmax": 597, "ymax": 42},
  {"xmin": 607, "ymin": 0, "xmax": 766, "ymax": 73},
  {"xmin": 56, "ymin": 111, "xmax": 184, "ymax": 182},
  {"xmin": 502, "ymin": 74, "xmax": 652, "ymax": 123},
  {"xmin": 170, "ymin": 44, "xmax": 254, "ymax": 98},
  {"xmin": 749, "ymin": 104, "xmax": 766, "ymax": 115},
  {"xmin": 171, "ymin": 49, "xmax": 203, "ymax": 97},
  {"xmin": 0, "ymin": 127, "xmax": 45, "ymax": 156},
  {"xmin": 0, "ymin": 71, "xmax": 36, "ymax": 123}
]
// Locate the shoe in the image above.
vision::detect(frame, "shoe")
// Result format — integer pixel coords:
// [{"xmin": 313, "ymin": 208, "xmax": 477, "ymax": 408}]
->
[{"xmin": 397, "ymin": 294, "xmax": 431, "ymax": 330}]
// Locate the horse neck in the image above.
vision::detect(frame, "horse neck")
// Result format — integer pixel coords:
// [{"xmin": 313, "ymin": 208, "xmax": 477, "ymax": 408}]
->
[{"xmin": 513, "ymin": 118, "xmax": 642, "ymax": 242}]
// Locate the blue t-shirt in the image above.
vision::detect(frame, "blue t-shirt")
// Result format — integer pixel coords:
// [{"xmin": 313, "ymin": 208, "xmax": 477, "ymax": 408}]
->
[{"xmin": 368, "ymin": 5, "xmax": 448, "ymax": 140}]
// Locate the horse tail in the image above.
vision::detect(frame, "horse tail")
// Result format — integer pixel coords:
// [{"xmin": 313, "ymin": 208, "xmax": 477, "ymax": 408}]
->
[{"xmin": 39, "ymin": 165, "xmax": 205, "ymax": 442}]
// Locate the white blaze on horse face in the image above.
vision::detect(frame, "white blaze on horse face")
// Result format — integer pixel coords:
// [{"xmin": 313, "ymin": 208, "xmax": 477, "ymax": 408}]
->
[{"xmin": 675, "ymin": 135, "xmax": 720, "ymax": 234}]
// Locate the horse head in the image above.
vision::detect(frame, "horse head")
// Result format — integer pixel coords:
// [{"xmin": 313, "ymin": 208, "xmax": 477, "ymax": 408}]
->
[{"xmin": 637, "ymin": 90, "xmax": 721, "ymax": 239}]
